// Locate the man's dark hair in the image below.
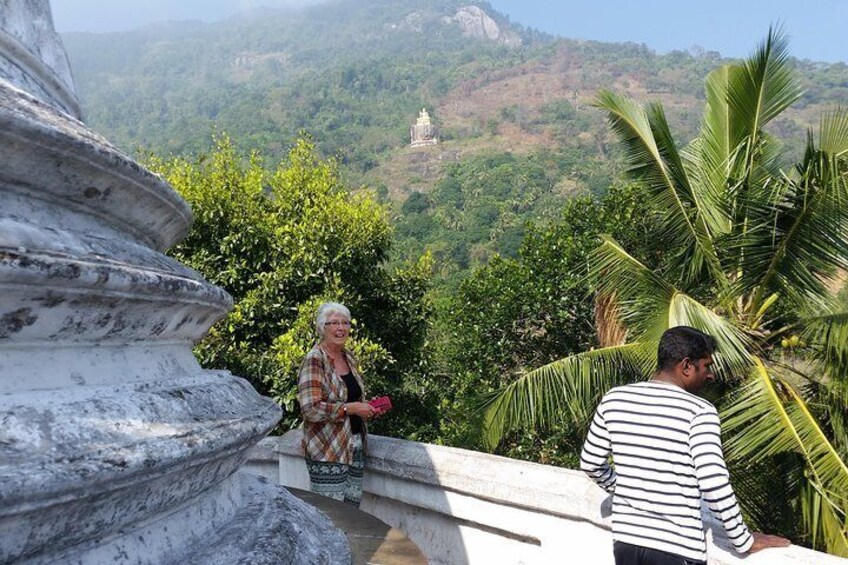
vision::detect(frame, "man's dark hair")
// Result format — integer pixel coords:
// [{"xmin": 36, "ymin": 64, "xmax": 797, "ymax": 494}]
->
[{"xmin": 656, "ymin": 326, "xmax": 717, "ymax": 372}]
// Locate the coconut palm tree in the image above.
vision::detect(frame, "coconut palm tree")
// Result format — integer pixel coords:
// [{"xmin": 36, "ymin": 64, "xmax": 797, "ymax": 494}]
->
[{"xmin": 481, "ymin": 29, "xmax": 848, "ymax": 555}]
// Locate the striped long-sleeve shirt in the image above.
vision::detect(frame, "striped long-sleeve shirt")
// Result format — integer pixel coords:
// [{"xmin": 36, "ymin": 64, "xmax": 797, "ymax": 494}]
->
[{"xmin": 580, "ymin": 381, "xmax": 753, "ymax": 562}]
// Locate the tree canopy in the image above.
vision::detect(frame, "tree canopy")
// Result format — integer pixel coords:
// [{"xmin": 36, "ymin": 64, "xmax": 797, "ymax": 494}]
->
[
  {"xmin": 149, "ymin": 135, "xmax": 438, "ymax": 437},
  {"xmin": 482, "ymin": 29, "xmax": 848, "ymax": 555},
  {"xmin": 432, "ymin": 181, "xmax": 659, "ymax": 463}
]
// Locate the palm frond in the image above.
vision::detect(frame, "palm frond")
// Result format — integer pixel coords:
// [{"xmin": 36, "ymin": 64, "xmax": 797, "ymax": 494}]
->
[
  {"xmin": 595, "ymin": 292, "xmax": 627, "ymax": 347},
  {"xmin": 730, "ymin": 107, "xmax": 848, "ymax": 314},
  {"xmin": 800, "ymin": 478, "xmax": 848, "ymax": 556},
  {"xmin": 801, "ymin": 309, "xmax": 848, "ymax": 385},
  {"xmin": 594, "ymin": 91, "xmax": 726, "ymax": 290},
  {"xmin": 729, "ymin": 453, "xmax": 803, "ymax": 538},
  {"xmin": 723, "ymin": 359, "xmax": 848, "ymax": 554},
  {"xmin": 805, "ymin": 380, "xmax": 848, "ymax": 461},
  {"xmin": 826, "ymin": 392, "xmax": 848, "ymax": 463},
  {"xmin": 480, "ymin": 343, "xmax": 652, "ymax": 450},
  {"xmin": 818, "ymin": 107, "xmax": 848, "ymax": 159},
  {"xmin": 805, "ymin": 108, "xmax": 848, "ymax": 194},
  {"xmin": 696, "ymin": 64, "xmax": 744, "ymax": 226},
  {"xmin": 681, "ymin": 137, "xmax": 733, "ymax": 240},
  {"xmin": 746, "ymin": 167, "xmax": 848, "ymax": 311},
  {"xmin": 589, "ymin": 236, "xmax": 675, "ymax": 343},
  {"xmin": 726, "ymin": 26, "xmax": 804, "ymax": 166},
  {"xmin": 700, "ymin": 32, "xmax": 800, "ymax": 186},
  {"xmin": 588, "ymin": 238, "xmax": 752, "ymax": 378},
  {"xmin": 711, "ymin": 29, "xmax": 822, "ymax": 313},
  {"xmin": 593, "ymin": 90, "xmax": 682, "ymax": 195},
  {"xmin": 701, "ymin": 64, "xmax": 734, "ymax": 178},
  {"xmin": 720, "ymin": 29, "xmax": 803, "ymax": 290}
]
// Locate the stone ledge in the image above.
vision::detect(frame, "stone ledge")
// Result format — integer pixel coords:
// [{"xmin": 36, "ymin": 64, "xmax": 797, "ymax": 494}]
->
[
  {"xmin": 246, "ymin": 433, "xmax": 847, "ymax": 565},
  {"xmin": 0, "ymin": 81, "xmax": 191, "ymax": 251}
]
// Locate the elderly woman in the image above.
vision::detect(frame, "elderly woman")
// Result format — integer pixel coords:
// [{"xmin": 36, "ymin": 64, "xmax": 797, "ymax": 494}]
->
[{"xmin": 297, "ymin": 302, "xmax": 376, "ymax": 507}]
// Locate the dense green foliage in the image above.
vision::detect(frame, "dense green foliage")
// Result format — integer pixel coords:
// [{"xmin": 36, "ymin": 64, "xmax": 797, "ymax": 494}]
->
[
  {"xmin": 63, "ymin": 0, "xmax": 848, "ymax": 298},
  {"xmin": 64, "ymin": 0, "xmax": 848, "ymax": 297},
  {"xmin": 432, "ymin": 182, "xmax": 659, "ymax": 463},
  {"xmin": 150, "ymin": 135, "xmax": 438, "ymax": 437},
  {"xmin": 392, "ymin": 149, "xmax": 615, "ymax": 284},
  {"xmin": 483, "ymin": 31, "xmax": 848, "ymax": 554}
]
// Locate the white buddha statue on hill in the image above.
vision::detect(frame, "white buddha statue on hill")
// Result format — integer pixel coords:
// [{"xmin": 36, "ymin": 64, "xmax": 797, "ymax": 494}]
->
[{"xmin": 410, "ymin": 107, "xmax": 438, "ymax": 147}]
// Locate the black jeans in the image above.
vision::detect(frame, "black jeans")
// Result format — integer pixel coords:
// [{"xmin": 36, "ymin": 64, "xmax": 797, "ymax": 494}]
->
[{"xmin": 613, "ymin": 542, "xmax": 706, "ymax": 565}]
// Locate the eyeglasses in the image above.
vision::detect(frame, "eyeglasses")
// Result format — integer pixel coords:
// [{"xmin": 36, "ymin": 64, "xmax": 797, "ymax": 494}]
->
[{"xmin": 324, "ymin": 320, "xmax": 351, "ymax": 328}]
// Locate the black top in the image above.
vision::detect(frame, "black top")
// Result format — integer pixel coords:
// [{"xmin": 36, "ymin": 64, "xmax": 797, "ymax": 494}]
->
[{"xmin": 340, "ymin": 371, "xmax": 363, "ymax": 434}]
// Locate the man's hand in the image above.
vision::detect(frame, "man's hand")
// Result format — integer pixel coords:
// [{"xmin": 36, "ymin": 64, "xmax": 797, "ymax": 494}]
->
[{"xmin": 749, "ymin": 531, "xmax": 791, "ymax": 553}]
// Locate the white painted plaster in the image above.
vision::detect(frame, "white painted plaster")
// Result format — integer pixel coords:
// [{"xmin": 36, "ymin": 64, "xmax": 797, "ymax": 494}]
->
[{"xmin": 247, "ymin": 432, "xmax": 848, "ymax": 565}]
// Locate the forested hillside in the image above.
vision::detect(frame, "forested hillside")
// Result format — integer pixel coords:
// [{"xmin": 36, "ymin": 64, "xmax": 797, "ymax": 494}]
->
[
  {"xmin": 62, "ymin": 0, "xmax": 535, "ymax": 164},
  {"xmin": 62, "ymin": 0, "xmax": 848, "ymax": 281}
]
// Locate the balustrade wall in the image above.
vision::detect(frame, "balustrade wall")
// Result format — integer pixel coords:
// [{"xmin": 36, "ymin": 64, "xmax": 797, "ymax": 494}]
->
[{"xmin": 246, "ymin": 432, "xmax": 846, "ymax": 565}]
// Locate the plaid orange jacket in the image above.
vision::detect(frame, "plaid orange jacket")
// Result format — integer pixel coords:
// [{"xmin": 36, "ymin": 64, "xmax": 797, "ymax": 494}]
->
[{"xmin": 297, "ymin": 344, "xmax": 367, "ymax": 464}]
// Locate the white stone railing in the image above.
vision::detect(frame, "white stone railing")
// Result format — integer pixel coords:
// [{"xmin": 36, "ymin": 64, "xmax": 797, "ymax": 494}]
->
[{"xmin": 245, "ymin": 431, "xmax": 845, "ymax": 565}]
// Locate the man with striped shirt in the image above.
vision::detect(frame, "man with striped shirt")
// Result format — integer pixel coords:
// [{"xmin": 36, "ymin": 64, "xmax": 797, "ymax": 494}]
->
[{"xmin": 581, "ymin": 326, "xmax": 790, "ymax": 564}]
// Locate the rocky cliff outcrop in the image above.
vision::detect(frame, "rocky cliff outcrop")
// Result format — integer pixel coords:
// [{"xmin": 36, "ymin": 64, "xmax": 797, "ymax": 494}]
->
[
  {"xmin": 387, "ymin": 5, "xmax": 521, "ymax": 47},
  {"xmin": 442, "ymin": 5, "xmax": 522, "ymax": 47}
]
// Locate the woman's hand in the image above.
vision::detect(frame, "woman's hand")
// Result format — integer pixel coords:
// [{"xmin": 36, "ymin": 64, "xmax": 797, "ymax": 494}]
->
[{"xmin": 345, "ymin": 402, "xmax": 377, "ymax": 420}]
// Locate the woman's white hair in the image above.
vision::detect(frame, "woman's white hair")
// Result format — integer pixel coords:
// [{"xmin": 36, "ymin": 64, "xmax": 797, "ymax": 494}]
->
[{"xmin": 315, "ymin": 301, "xmax": 351, "ymax": 338}]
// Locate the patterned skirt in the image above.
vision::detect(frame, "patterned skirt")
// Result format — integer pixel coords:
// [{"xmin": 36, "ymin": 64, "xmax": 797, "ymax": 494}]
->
[{"xmin": 305, "ymin": 434, "xmax": 365, "ymax": 507}]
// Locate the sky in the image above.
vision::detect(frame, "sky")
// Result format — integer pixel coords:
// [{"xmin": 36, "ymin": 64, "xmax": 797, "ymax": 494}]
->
[{"xmin": 50, "ymin": 0, "xmax": 848, "ymax": 64}]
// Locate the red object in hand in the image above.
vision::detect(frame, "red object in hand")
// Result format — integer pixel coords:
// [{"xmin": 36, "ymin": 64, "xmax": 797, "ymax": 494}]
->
[{"xmin": 368, "ymin": 395, "xmax": 392, "ymax": 413}]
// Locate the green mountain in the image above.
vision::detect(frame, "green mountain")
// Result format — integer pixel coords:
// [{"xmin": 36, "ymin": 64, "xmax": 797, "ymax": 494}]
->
[
  {"xmin": 62, "ymin": 0, "xmax": 528, "ymax": 161},
  {"xmin": 61, "ymin": 0, "xmax": 848, "ymax": 279}
]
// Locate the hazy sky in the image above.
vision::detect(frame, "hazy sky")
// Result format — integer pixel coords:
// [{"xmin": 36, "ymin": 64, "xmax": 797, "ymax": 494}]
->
[{"xmin": 51, "ymin": 0, "xmax": 848, "ymax": 63}]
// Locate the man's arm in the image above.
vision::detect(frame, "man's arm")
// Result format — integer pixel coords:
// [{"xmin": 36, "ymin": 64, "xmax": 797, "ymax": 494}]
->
[
  {"xmin": 580, "ymin": 404, "xmax": 616, "ymax": 492},
  {"xmin": 691, "ymin": 411, "xmax": 792, "ymax": 554},
  {"xmin": 690, "ymin": 410, "xmax": 754, "ymax": 553}
]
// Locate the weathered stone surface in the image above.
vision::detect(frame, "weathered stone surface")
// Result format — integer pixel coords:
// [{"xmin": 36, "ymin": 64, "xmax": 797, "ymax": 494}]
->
[
  {"xmin": 0, "ymin": 81, "xmax": 192, "ymax": 251},
  {"xmin": 187, "ymin": 475, "xmax": 351, "ymax": 565},
  {"xmin": 0, "ymin": 0, "xmax": 79, "ymax": 117},
  {"xmin": 0, "ymin": 373, "xmax": 279, "ymax": 558},
  {"xmin": 23, "ymin": 473, "xmax": 350, "ymax": 565}
]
